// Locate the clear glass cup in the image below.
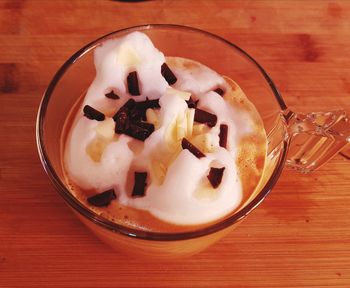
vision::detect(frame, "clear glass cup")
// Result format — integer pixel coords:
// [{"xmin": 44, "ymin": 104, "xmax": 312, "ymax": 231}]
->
[{"xmin": 36, "ymin": 24, "xmax": 350, "ymax": 258}]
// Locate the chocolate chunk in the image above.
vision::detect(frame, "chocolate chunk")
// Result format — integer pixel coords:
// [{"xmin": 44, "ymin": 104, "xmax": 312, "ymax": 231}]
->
[
  {"xmin": 214, "ymin": 88, "xmax": 224, "ymax": 96},
  {"xmin": 129, "ymin": 108, "xmax": 144, "ymax": 121},
  {"xmin": 134, "ymin": 121, "xmax": 155, "ymax": 131},
  {"xmin": 120, "ymin": 98, "xmax": 137, "ymax": 112},
  {"xmin": 219, "ymin": 124, "xmax": 228, "ymax": 148},
  {"xmin": 113, "ymin": 98, "xmax": 159, "ymax": 125},
  {"xmin": 127, "ymin": 71, "xmax": 141, "ymax": 96},
  {"xmin": 125, "ymin": 122, "xmax": 155, "ymax": 141},
  {"xmin": 114, "ymin": 110, "xmax": 130, "ymax": 133},
  {"xmin": 112, "ymin": 98, "xmax": 156, "ymax": 140},
  {"xmin": 113, "ymin": 99, "xmax": 136, "ymax": 133},
  {"xmin": 132, "ymin": 172, "xmax": 147, "ymax": 197},
  {"xmin": 181, "ymin": 138, "xmax": 205, "ymax": 159},
  {"xmin": 83, "ymin": 105, "xmax": 105, "ymax": 121},
  {"xmin": 135, "ymin": 98, "xmax": 160, "ymax": 110},
  {"xmin": 194, "ymin": 108, "xmax": 217, "ymax": 127},
  {"xmin": 161, "ymin": 63, "xmax": 177, "ymax": 85},
  {"xmin": 207, "ymin": 167, "xmax": 225, "ymax": 188},
  {"xmin": 134, "ymin": 98, "xmax": 160, "ymax": 120},
  {"xmin": 105, "ymin": 90, "xmax": 120, "ymax": 99},
  {"xmin": 87, "ymin": 189, "xmax": 116, "ymax": 207},
  {"xmin": 186, "ymin": 97, "xmax": 199, "ymax": 109}
]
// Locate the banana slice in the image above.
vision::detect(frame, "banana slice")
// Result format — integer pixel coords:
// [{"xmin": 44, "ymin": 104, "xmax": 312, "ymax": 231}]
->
[
  {"xmin": 176, "ymin": 114, "xmax": 187, "ymax": 141},
  {"xmin": 117, "ymin": 44, "xmax": 141, "ymax": 67},
  {"xmin": 146, "ymin": 108, "xmax": 160, "ymax": 129},
  {"xmin": 150, "ymin": 145, "xmax": 182, "ymax": 185},
  {"xmin": 191, "ymin": 133, "xmax": 215, "ymax": 153},
  {"xmin": 164, "ymin": 119, "xmax": 178, "ymax": 151},
  {"xmin": 150, "ymin": 160, "xmax": 167, "ymax": 185},
  {"xmin": 186, "ymin": 108, "xmax": 195, "ymax": 137},
  {"xmin": 166, "ymin": 87, "xmax": 191, "ymax": 101},
  {"xmin": 194, "ymin": 185, "xmax": 219, "ymax": 201},
  {"xmin": 95, "ymin": 118, "xmax": 115, "ymax": 140},
  {"xmin": 192, "ymin": 123, "xmax": 209, "ymax": 136},
  {"xmin": 88, "ymin": 118, "xmax": 115, "ymax": 162},
  {"xmin": 86, "ymin": 137, "xmax": 108, "ymax": 162}
]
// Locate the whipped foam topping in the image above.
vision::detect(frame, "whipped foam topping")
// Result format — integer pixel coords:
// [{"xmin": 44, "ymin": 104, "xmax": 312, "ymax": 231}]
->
[{"xmin": 64, "ymin": 31, "xmax": 254, "ymax": 225}]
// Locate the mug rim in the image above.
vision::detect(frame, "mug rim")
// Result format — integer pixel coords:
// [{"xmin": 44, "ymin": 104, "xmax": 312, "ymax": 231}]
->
[{"xmin": 36, "ymin": 24, "xmax": 288, "ymax": 241}]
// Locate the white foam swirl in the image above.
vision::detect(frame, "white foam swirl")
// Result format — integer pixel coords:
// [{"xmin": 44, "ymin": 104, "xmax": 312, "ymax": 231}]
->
[{"xmin": 64, "ymin": 32, "xmax": 252, "ymax": 225}]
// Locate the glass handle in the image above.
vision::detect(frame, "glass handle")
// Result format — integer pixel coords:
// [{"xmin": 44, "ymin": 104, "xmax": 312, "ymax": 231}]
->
[{"xmin": 283, "ymin": 109, "xmax": 350, "ymax": 173}]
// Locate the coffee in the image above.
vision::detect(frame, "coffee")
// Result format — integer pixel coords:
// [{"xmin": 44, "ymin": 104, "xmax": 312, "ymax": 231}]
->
[{"xmin": 61, "ymin": 32, "xmax": 266, "ymax": 232}]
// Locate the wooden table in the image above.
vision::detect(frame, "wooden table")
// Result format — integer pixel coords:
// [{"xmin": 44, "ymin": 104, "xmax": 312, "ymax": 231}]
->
[{"xmin": 1, "ymin": 1, "xmax": 349, "ymax": 287}]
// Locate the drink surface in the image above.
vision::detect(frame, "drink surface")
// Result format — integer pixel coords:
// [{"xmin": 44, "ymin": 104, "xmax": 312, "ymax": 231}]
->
[{"xmin": 61, "ymin": 32, "xmax": 267, "ymax": 232}]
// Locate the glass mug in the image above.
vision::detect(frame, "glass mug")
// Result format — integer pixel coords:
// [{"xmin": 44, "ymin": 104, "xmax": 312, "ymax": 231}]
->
[{"xmin": 36, "ymin": 24, "xmax": 350, "ymax": 258}]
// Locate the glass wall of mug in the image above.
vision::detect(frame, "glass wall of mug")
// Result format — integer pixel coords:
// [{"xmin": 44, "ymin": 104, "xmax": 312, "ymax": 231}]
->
[{"xmin": 39, "ymin": 25, "xmax": 339, "ymax": 257}]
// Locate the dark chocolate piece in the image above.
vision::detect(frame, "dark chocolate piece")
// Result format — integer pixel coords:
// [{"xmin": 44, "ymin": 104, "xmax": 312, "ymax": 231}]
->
[
  {"xmin": 125, "ymin": 122, "xmax": 155, "ymax": 141},
  {"xmin": 120, "ymin": 98, "xmax": 137, "ymax": 111},
  {"xmin": 134, "ymin": 121, "xmax": 155, "ymax": 131},
  {"xmin": 132, "ymin": 172, "xmax": 147, "ymax": 197},
  {"xmin": 105, "ymin": 90, "xmax": 120, "ymax": 99},
  {"xmin": 219, "ymin": 124, "xmax": 228, "ymax": 148},
  {"xmin": 113, "ymin": 99, "xmax": 136, "ymax": 133},
  {"xmin": 135, "ymin": 98, "xmax": 160, "ymax": 110},
  {"xmin": 214, "ymin": 88, "xmax": 224, "ymax": 96},
  {"xmin": 129, "ymin": 107, "xmax": 144, "ymax": 121},
  {"xmin": 181, "ymin": 138, "xmax": 205, "ymax": 159},
  {"xmin": 87, "ymin": 189, "xmax": 116, "ymax": 207},
  {"xmin": 194, "ymin": 108, "xmax": 217, "ymax": 127},
  {"xmin": 112, "ymin": 99, "xmax": 136, "ymax": 123},
  {"xmin": 114, "ymin": 110, "xmax": 130, "ymax": 134},
  {"xmin": 207, "ymin": 167, "xmax": 225, "ymax": 188},
  {"xmin": 112, "ymin": 98, "xmax": 156, "ymax": 140},
  {"xmin": 186, "ymin": 97, "xmax": 199, "ymax": 109},
  {"xmin": 127, "ymin": 71, "xmax": 141, "ymax": 96},
  {"xmin": 134, "ymin": 98, "xmax": 160, "ymax": 120},
  {"xmin": 83, "ymin": 105, "xmax": 105, "ymax": 121},
  {"xmin": 161, "ymin": 63, "xmax": 177, "ymax": 85}
]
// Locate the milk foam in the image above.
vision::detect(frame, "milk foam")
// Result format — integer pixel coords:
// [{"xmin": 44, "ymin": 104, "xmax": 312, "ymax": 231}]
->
[{"xmin": 64, "ymin": 32, "xmax": 253, "ymax": 225}]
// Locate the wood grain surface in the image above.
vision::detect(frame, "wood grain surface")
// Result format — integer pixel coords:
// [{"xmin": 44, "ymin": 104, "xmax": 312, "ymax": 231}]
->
[{"xmin": 1, "ymin": 0, "xmax": 349, "ymax": 287}]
